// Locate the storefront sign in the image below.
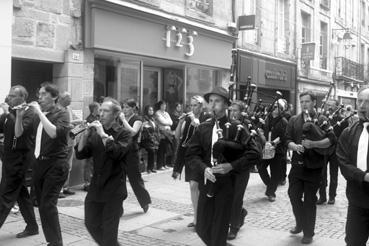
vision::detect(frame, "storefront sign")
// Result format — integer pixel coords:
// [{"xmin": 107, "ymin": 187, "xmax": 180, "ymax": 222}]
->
[
  {"xmin": 163, "ymin": 25, "xmax": 197, "ymax": 57},
  {"xmin": 238, "ymin": 15, "xmax": 255, "ymax": 30},
  {"xmin": 301, "ymin": 42, "xmax": 315, "ymax": 60},
  {"xmin": 265, "ymin": 70, "xmax": 287, "ymax": 81}
]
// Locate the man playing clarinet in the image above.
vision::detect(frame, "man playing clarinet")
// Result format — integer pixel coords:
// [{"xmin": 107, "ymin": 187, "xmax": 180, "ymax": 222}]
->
[{"xmin": 185, "ymin": 87, "xmax": 260, "ymax": 246}]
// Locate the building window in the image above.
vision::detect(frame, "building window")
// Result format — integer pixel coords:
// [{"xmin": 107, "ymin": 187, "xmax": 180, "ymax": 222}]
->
[
  {"xmin": 186, "ymin": 67, "xmax": 220, "ymax": 104},
  {"xmin": 362, "ymin": 1, "xmax": 366, "ymax": 26},
  {"xmin": 277, "ymin": 0, "xmax": 288, "ymax": 53},
  {"xmin": 320, "ymin": 22, "xmax": 328, "ymax": 69},
  {"xmin": 337, "ymin": 0, "xmax": 342, "ymax": 17},
  {"xmin": 320, "ymin": 0, "xmax": 330, "ymax": 9},
  {"xmin": 242, "ymin": 0, "xmax": 257, "ymax": 45},
  {"xmin": 186, "ymin": 0, "xmax": 213, "ymax": 20},
  {"xmin": 301, "ymin": 11, "xmax": 311, "ymax": 43}
]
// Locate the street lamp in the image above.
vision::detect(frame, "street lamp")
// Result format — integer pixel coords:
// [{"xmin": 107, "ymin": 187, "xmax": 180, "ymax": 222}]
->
[{"xmin": 332, "ymin": 29, "xmax": 353, "ymax": 49}]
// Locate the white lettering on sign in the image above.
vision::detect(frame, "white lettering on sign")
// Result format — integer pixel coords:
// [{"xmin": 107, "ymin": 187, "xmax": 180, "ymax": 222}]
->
[{"xmin": 163, "ymin": 26, "xmax": 197, "ymax": 57}]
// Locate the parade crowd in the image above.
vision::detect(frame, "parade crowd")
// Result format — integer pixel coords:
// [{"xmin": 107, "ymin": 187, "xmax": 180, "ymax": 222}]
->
[{"xmin": 0, "ymin": 82, "xmax": 369, "ymax": 246}]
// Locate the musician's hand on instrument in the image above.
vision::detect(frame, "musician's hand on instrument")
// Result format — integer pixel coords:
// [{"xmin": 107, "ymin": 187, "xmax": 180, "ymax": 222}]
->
[
  {"xmin": 192, "ymin": 118, "xmax": 200, "ymax": 127},
  {"xmin": 212, "ymin": 163, "xmax": 233, "ymax": 175},
  {"xmin": 295, "ymin": 144, "xmax": 305, "ymax": 154},
  {"xmin": 15, "ymin": 106, "xmax": 27, "ymax": 118},
  {"xmin": 28, "ymin": 101, "xmax": 41, "ymax": 115},
  {"xmin": 119, "ymin": 112, "xmax": 126, "ymax": 122},
  {"xmin": 89, "ymin": 121, "xmax": 105, "ymax": 137},
  {"xmin": 301, "ymin": 139, "xmax": 314, "ymax": 149},
  {"xmin": 204, "ymin": 167, "xmax": 216, "ymax": 183}
]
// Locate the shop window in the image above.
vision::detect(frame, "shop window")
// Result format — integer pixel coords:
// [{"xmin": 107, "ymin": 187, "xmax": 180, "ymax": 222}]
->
[
  {"xmin": 186, "ymin": 67, "xmax": 219, "ymax": 107},
  {"xmin": 162, "ymin": 68, "xmax": 184, "ymax": 113},
  {"xmin": 143, "ymin": 67, "xmax": 160, "ymax": 110},
  {"xmin": 118, "ymin": 62, "xmax": 140, "ymax": 103}
]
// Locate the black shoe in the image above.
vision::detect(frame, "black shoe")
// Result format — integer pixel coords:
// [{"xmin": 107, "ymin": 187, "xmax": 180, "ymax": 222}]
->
[
  {"xmin": 316, "ymin": 198, "xmax": 327, "ymax": 205},
  {"xmin": 227, "ymin": 228, "xmax": 238, "ymax": 240},
  {"xmin": 151, "ymin": 169, "xmax": 157, "ymax": 173},
  {"xmin": 16, "ymin": 229, "xmax": 39, "ymax": 238},
  {"xmin": 289, "ymin": 226, "xmax": 302, "ymax": 234},
  {"xmin": 268, "ymin": 195, "xmax": 276, "ymax": 202},
  {"xmin": 143, "ymin": 204, "xmax": 149, "ymax": 213},
  {"xmin": 63, "ymin": 189, "xmax": 75, "ymax": 195},
  {"xmin": 328, "ymin": 198, "xmax": 335, "ymax": 205},
  {"xmin": 83, "ymin": 185, "xmax": 89, "ymax": 192},
  {"xmin": 187, "ymin": 222, "xmax": 196, "ymax": 228},
  {"xmin": 301, "ymin": 236, "xmax": 313, "ymax": 244},
  {"xmin": 58, "ymin": 193, "xmax": 66, "ymax": 199}
]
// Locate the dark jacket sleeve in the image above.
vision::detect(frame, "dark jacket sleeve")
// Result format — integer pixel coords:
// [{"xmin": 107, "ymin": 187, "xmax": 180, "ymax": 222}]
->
[
  {"xmin": 55, "ymin": 110, "xmax": 71, "ymax": 139},
  {"xmin": 185, "ymin": 126, "xmax": 208, "ymax": 175},
  {"xmin": 336, "ymin": 128, "xmax": 366, "ymax": 183},
  {"xmin": 74, "ymin": 140, "xmax": 92, "ymax": 160},
  {"xmin": 0, "ymin": 114, "xmax": 6, "ymax": 134},
  {"xmin": 105, "ymin": 129, "xmax": 131, "ymax": 162},
  {"xmin": 285, "ymin": 115, "xmax": 296, "ymax": 147}
]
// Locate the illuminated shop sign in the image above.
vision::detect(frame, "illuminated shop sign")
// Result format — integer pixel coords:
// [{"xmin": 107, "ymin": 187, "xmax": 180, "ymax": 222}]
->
[{"xmin": 163, "ymin": 25, "xmax": 198, "ymax": 57}]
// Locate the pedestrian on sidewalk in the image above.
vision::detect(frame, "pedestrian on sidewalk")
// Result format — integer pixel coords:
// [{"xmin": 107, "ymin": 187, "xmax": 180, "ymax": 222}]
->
[
  {"xmin": 27, "ymin": 82, "xmax": 71, "ymax": 246},
  {"xmin": 120, "ymin": 99, "xmax": 151, "ymax": 213},
  {"xmin": 0, "ymin": 86, "xmax": 38, "ymax": 238},
  {"xmin": 155, "ymin": 101, "xmax": 173, "ymax": 170},
  {"xmin": 336, "ymin": 87, "xmax": 369, "ymax": 246},
  {"xmin": 286, "ymin": 91, "xmax": 336, "ymax": 244},
  {"xmin": 186, "ymin": 87, "xmax": 260, "ymax": 246},
  {"xmin": 75, "ymin": 97, "xmax": 131, "ymax": 246}
]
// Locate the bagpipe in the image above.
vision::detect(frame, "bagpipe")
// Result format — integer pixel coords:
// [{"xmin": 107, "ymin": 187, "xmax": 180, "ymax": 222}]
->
[
  {"xmin": 301, "ymin": 82, "xmax": 336, "ymax": 156},
  {"xmin": 206, "ymin": 111, "xmax": 250, "ymax": 198}
]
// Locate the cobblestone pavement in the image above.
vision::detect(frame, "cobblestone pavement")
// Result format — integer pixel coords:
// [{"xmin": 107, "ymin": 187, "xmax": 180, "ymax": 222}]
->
[{"xmin": 0, "ymin": 166, "xmax": 358, "ymax": 245}]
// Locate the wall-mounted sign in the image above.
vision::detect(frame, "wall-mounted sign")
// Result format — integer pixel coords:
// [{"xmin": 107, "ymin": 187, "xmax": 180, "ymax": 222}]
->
[
  {"xmin": 163, "ymin": 25, "xmax": 197, "ymax": 57},
  {"xmin": 265, "ymin": 70, "xmax": 287, "ymax": 81},
  {"xmin": 238, "ymin": 15, "xmax": 255, "ymax": 31},
  {"xmin": 301, "ymin": 42, "xmax": 315, "ymax": 61}
]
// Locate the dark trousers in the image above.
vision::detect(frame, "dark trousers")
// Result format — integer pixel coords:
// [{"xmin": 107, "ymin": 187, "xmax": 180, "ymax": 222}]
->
[
  {"xmin": 197, "ymin": 177, "xmax": 233, "ymax": 246},
  {"xmin": 288, "ymin": 166, "xmax": 322, "ymax": 237},
  {"xmin": 229, "ymin": 171, "xmax": 250, "ymax": 231},
  {"xmin": 33, "ymin": 158, "xmax": 68, "ymax": 246},
  {"xmin": 281, "ymin": 154, "xmax": 287, "ymax": 181},
  {"xmin": 157, "ymin": 139, "xmax": 169, "ymax": 169},
  {"xmin": 318, "ymin": 153, "xmax": 339, "ymax": 200},
  {"xmin": 345, "ymin": 203, "xmax": 369, "ymax": 246},
  {"xmin": 145, "ymin": 148, "xmax": 156, "ymax": 171},
  {"xmin": 258, "ymin": 154, "xmax": 284, "ymax": 197},
  {"xmin": 0, "ymin": 164, "xmax": 38, "ymax": 230},
  {"xmin": 85, "ymin": 196, "xmax": 124, "ymax": 246},
  {"xmin": 126, "ymin": 151, "xmax": 151, "ymax": 208}
]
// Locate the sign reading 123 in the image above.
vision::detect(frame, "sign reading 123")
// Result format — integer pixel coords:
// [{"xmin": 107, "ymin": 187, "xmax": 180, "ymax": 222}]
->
[{"xmin": 163, "ymin": 25, "xmax": 197, "ymax": 57}]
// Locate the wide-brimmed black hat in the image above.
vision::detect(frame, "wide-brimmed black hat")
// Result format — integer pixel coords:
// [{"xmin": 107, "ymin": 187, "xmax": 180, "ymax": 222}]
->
[{"xmin": 204, "ymin": 87, "xmax": 231, "ymax": 105}]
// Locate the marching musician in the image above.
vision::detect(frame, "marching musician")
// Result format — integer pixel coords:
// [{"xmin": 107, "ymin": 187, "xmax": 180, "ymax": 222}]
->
[
  {"xmin": 336, "ymin": 87, "xmax": 369, "ymax": 246},
  {"xmin": 172, "ymin": 95, "xmax": 209, "ymax": 229},
  {"xmin": 0, "ymin": 85, "xmax": 38, "ymax": 238},
  {"xmin": 227, "ymin": 100, "xmax": 252, "ymax": 240},
  {"xmin": 317, "ymin": 101, "xmax": 348, "ymax": 205},
  {"xmin": 27, "ymin": 82, "xmax": 71, "ymax": 246},
  {"xmin": 75, "ymin": 97, "xmax": 131, "ymax": 245},
  {"xmin": 185, "ymin": 87, "xmax": 260, "ymax": 246},
  {"xmin": 258, "ymin": 99, "xmax": 288, "ymax": 202},
  {"xmin": 286, "ymin": 91, "xmax": 336, "ymax": 244}
]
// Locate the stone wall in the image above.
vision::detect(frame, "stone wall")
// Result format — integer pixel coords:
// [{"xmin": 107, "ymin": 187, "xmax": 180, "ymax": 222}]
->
[{"xmin": 12, "ymin": 0, "xmax": 83, "ymax": 62}]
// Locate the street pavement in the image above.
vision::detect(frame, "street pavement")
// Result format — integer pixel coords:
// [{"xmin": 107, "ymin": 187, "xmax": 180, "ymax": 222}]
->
[{"xmin": 0, "ymin": 165, "xmax": 361, "ymax": 246}]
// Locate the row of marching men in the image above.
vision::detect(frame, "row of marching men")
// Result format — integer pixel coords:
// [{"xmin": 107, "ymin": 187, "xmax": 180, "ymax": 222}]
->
[
  {"xmin": 172, "ymin": 86, "xmax": 367, "ymax": 246},
  {"xmin": 0, "ymin": 83, "xmax": 152, "ymax": 246}
]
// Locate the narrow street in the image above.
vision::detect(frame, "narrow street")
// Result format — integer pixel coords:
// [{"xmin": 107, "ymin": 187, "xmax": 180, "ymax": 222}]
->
[{"xmin": 0, "ymin": 167, "xmax": 354, "ymax": 246}]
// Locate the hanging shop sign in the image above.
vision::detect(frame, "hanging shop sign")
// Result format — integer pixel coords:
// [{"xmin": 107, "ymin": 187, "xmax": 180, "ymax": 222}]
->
[{"xmin": 301, "ymin": 42, "xmax": 316, "ymax": 61}]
